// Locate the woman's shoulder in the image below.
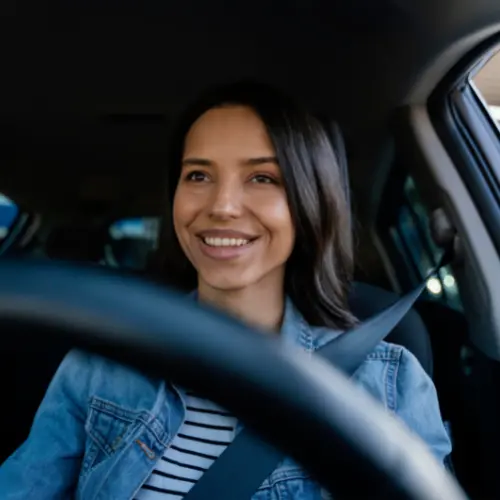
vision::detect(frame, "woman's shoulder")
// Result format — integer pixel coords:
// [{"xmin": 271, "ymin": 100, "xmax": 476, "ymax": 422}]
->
[
  {"xmin": 51, "ymin": 349, "xmax": 162, "ymax": 408},
  {"xmin": 352, "ymin": 341, "xmax": 435, "ymax": 411},
  {"xmin": 60, "ymin": 348, "xmax": 161, "ymax": 374},
  {"xmin": 305, "ymin": 323, "xmax": 432, "ymax": 410},
  {"xmin": 307, "ymin": 319, "xmax": 419, "ymax": 368},
  {"xmin": 363, "ymin": 340, "xmax": 429, "ymax": 379},
  {"xmin": 355, "ymin": 341, "xmax": 429, "ymax": 385},
  {"xmin": 365, "ymin": 340, "xmax": 407, "ymax": 361},
  {"xmin": 57, "ymin": 349, "xmax": 140, "ymax": 378}
]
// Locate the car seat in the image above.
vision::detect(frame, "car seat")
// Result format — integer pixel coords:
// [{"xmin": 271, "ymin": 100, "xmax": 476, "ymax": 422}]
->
[{"xmin": 326, "ymin": 121, "xmax": 433, "ymax": 377}]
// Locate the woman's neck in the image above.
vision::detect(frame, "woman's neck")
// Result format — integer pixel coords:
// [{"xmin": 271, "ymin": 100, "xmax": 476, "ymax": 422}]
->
[{"xmin": 197, "ymin": 280, "xmax": 285, "ymax": 332}]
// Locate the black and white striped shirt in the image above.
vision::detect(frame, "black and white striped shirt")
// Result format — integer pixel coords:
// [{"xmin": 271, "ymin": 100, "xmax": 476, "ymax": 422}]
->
[{"xmin": 136, "ymin": 390, "xmax": 237, "ymax": 499}]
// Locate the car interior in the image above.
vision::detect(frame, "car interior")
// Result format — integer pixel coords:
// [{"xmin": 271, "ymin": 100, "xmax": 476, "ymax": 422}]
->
[{"xmin": 1, "ymin": 0, "xmax": 500, "ymax": 498}]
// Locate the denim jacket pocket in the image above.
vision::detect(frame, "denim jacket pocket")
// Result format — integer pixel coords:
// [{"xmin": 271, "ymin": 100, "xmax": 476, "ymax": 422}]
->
[
  {"xmin": 263, "ymin": 463, "xmax": 310, "ymax": 487},
  {"xmin": 82, "ymin": 396, "xmax": 148, "ymax": 475}
]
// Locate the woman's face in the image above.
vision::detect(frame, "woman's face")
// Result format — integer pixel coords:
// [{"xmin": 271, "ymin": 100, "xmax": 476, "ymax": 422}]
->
[{"xmin": 173, "ymin": 105, "xmax": 295, "ymax": 292}]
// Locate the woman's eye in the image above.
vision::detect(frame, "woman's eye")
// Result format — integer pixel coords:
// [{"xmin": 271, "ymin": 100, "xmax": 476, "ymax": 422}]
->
[
  {"xmin": 250, "ymin": 174, "xmax": 277, "ymax": 184},
  {"xmin": 186, "ymin": 171, "xmax": 208, "ymax": 182}
]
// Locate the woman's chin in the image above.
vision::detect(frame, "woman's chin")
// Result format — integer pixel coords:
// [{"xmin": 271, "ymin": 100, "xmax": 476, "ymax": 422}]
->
[{"xmin": 199, "ymin": 271, "xmax": 255, "ymax": 292}]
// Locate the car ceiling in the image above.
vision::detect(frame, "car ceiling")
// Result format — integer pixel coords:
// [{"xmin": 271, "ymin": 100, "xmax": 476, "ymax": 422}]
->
[{"xmin": 1, "ymin": 0, "xmax": 500, "ymax": 219}]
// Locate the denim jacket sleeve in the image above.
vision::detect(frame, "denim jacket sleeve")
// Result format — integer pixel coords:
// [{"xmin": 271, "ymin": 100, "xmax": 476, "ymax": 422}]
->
[
  {"xmin": 0, "ymin": 350, "xmax": 91, "ymax": 499},
  {"xmin": 394, "ymin": 347, "xmax": 452, "ymax": 465}
]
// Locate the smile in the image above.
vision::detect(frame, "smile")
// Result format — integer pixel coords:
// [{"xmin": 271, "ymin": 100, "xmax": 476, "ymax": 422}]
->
[
  {"xmin": 197, "ymin": 235, "xmax": 258, "ymax": 261},
  {"xmin": 202, "ymin": 237, "xmax": 250, "ymax": 247}
]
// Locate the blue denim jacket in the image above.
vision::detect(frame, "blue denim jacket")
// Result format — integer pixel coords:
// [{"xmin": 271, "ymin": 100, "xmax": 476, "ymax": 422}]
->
[{"xmin": 0, "ymin": 298, "xmax": 452, "ymax": 499}]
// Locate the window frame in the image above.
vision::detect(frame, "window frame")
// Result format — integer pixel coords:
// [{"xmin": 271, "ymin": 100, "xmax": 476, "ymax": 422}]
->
[{"xmin": 429, "ymin": 34, "xmax": 500, "ymax": 257}]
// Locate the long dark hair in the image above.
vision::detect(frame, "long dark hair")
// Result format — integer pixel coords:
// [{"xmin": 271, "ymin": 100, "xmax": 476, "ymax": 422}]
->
[{"xmin": 155, "ymin": 81, "xmax": 357, "ymax": 331}]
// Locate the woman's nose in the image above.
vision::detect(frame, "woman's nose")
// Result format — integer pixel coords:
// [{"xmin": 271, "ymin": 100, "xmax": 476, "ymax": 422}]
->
[{"xmin": 208, "ymin": 180, "xmax": 243, "ymax": 220}]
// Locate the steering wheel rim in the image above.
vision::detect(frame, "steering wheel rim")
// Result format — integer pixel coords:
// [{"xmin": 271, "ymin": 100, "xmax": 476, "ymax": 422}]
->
[{"xmin": 0, "ymin": 259, "xmax": 466, "ymax": 500}]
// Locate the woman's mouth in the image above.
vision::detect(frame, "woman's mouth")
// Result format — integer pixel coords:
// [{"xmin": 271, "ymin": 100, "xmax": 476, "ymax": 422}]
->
[
  {"xmin": 197, "ymin": 234, "xmax": 257, "ymax": 260},
  {"xmin": 202, "ymin": 237, "xmax": 250, "ymax": 247}
]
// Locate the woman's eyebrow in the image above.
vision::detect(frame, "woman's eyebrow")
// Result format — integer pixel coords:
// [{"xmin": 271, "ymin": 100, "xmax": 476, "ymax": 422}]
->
[
  {"xmin": 182, "ymin": 156, "xmax": 278, "ymax": 167},
  {"xmin": 182, "ymin": 157, "xmax": 212, "ymax": 167},
  {"xmin": 245, "ymin": 156, "xmax": 278, "ymax": 166}
]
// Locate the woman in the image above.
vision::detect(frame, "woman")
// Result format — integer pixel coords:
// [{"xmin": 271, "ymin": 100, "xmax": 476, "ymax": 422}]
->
[{"xmin": 0, "ymin": 81, "xmax": 451, "ymax": 499}]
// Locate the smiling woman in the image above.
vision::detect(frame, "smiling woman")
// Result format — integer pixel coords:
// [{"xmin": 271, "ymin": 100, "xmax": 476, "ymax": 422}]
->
[
  {"xmin": 0, "ymin": 81, "xmax": 451, "ymax": 500},
  {"xmin": 159, "ymin": 81, "xmax": 356, "ymax": 331}
]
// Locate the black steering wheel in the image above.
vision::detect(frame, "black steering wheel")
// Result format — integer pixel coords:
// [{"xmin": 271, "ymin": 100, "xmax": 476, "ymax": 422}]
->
[{"xmin": 0, "ymin": 259, "xmax": 467, "ymax": 500}]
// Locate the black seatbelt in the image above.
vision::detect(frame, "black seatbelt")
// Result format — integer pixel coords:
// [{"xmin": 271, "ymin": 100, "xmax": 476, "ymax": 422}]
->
[{"xmin": 184, "ymin": 249, "xmax": 453, "ymax": 500}]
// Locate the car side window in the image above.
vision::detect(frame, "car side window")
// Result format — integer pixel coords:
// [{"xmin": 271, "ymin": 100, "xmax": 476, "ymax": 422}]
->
[
  {"xmin": 0, "ymin": 194, "xmax": 19, "ymax": 242},
  {"xmin": 105, "ymin": 217, "xmax": 160, "ymax": 270},
  {"xmin": 472, "ymin": 49, "xmax": 500, "ymax": 125},
  {"xmin": 381, "ymin": 175, "xmax": 462, "ymax": 311}
]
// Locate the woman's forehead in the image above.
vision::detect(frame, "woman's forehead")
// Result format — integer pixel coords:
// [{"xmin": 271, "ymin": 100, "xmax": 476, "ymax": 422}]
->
[{"xmin": 183, "ymin": 105, "xmax": 275, "ymax": 159}]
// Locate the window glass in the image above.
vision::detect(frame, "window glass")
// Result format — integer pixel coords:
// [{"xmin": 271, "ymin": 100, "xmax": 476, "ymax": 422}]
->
[
  {"xmin": 390, "ymin": 177, "xmax": 462, "ymax": 310},
  {"xmin": 398, "ymin": 203, "xmax": 435, "ymax": 276},
  {"xmin": 472, "ymin": 49, "xmax": 500, "ymax": 124},
  {"xmin": 0, "ymin": 194, "xmax": 19, "ymax": 241},
  {"xmin": 109, "ymin": 217, "xmax": 160, "ymax": 242},
  {"xmin": 106, "ymin": 217, "xmax": 160, "ymax": 270}
]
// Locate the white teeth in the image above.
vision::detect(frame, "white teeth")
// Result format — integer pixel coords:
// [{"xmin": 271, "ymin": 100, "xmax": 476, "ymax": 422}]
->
[{"xmin": 203, "ymin": 237, "xmax": 250, "ymax": 247}]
